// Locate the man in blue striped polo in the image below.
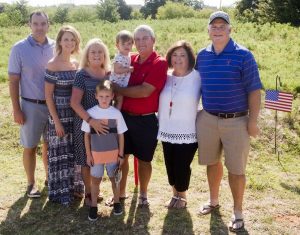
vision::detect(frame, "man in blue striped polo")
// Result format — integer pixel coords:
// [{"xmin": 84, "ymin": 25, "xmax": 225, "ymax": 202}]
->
[
  {"xmin": 195, "ymin": 11, "xmax": 262, "ymax": 232},
  {"xmin": 8, "ymin": 11, "xmax": 55, "ymax": 198}
]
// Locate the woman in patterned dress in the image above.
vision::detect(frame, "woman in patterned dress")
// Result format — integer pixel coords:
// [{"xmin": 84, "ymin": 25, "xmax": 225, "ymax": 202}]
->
[
  {"xmin": 71, "ymin": 38, "xmax": 111, "ymax": 206},
  {"xmin": 45, "ymin": 25, "xmax": 83, "ymax": 205}
]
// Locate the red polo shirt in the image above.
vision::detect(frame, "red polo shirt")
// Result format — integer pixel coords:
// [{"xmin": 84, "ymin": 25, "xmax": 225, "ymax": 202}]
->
[{"xmin": 122, "ymin": 51, "xmax": 167, "ymax": 114}]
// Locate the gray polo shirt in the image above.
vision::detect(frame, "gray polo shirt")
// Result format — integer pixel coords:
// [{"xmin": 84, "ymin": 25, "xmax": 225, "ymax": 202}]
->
[{"xmin": 8, "ymin": 35, "xmax": 55, "ymax": 100}]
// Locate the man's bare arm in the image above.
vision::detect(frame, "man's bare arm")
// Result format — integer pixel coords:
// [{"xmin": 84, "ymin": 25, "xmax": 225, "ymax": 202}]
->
[
  {"xmin": 9, "ymin": 74, "xmax": 25, "ymax": 125},
  {"xmin": 115, "ymin": 82, "xmax": 155, "ymax": 98},
  {"xmin": 248, "ymin": 89, "xmax": 261, "ymax": 137}
]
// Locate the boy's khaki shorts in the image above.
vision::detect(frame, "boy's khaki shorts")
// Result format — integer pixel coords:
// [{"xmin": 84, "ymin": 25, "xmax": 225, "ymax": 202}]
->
[{"xmin": 196, "ymin": 110, "xmax": 250, "ymax": 175}]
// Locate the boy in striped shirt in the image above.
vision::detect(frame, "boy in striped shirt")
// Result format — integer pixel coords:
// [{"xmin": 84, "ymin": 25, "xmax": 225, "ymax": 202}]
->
[{"xmin": 81, "ymin": 80, "xmax": 127, "ymax": 221}]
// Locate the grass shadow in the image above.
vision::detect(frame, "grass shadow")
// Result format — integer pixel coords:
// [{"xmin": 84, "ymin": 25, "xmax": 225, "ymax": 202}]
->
[
  {"xmin": 0, "ymin": 194, "xmax": 29, "ymax": 234},
  {"xmin": 124, "ymin": 187, "xmax": 151, "ymax": 234},
  {"xmin": 0, "ymin": 185, "xmax": 88, "ymax": 235},
  {"xmin": 280, "ymin": 182, "xmax": 300, "ymax": 195},
  {"xmin": 37, "ymin": 197, "xmax": 88, "ymax": 233},
  {"xmin": 209, "ymin": 209, "xmax": 249, "ymax": 235},
  {"xmin": 235, "ymin": 229, "xmax": 250, "ymax": 235},
  {"xmin": 0, "ymin": 187, "xmax": 48, "ymax": 235},
  {"xmin": 162, "ymin": 208, "xmax": 194, "ymax": 235},
  {"xmin": 125, "ymin": 186, "xmax": 138, "ymax": 227},
  {"xmin": 209, "ymin": 208, "xmax": 228, "ymax": 235},
  {"xmin": 133, "ymin": 205, "xmax": 151, "ymax": 234}
]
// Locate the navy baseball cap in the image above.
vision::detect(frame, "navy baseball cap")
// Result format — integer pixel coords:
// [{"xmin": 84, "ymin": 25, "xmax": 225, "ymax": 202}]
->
[{"xmin": 209, "ymin": 11, "xmax": 230, "ymax": 24}]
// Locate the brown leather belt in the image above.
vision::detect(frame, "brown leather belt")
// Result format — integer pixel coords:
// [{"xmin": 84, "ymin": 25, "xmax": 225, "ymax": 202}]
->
[
  {"xmin": 124, "ymin": 112, "xmax": 155, "ymax": 117},
  {"xmin": 22, "ymin": 97, "xmax": 46, "ymax": 105},
  {"xmin": 207, "ymin": 111, "xmax": 248, "ymax": 119}
]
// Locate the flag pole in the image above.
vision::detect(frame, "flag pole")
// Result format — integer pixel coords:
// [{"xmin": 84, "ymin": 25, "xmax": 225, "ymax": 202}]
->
[
  {"xmin": 275, "ymin": 75, "xmax": 278, "ymax": 153},
  {"xmin": 274, "ymin": 76, "xmax": 287, "ymax": 173}
]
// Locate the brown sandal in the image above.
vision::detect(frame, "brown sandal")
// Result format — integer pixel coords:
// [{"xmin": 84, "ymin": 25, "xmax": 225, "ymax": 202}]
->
[
  {"xmin": 138, "ymin": 196, "xmax": 149, "ymax": 207},
  {"xmin": 105, "ymin": 195, "xmax": 129, "ymax": 207},
  {"xmin": 198, "ymin": 203, "xmax": 220, "ymax": 215},
  {"xmin": 228, "ymin": 218, "xmax": 244, "ymax": 232},
  {"xmin": 165, "ymin": 196, "xmax": 178, "ymax": 208},
  {"xmin": 173, "ymin": 197, "xmax": 187, "ymax": 209}
]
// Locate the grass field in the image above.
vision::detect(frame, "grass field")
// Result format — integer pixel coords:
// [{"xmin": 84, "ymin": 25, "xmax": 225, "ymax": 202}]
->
[
  {"xmin": 0, "ymin": 85, "xmax": 299, "ymax": 235},
  {"xmin": 0, "ymin": 18, "xmax": 300, "ymax": 234}
]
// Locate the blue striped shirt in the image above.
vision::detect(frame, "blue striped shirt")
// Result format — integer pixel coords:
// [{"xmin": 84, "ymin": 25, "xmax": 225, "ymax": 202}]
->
[{"xmin": 195, "ymin": 38, "xmax": 262, "ymax": 113}]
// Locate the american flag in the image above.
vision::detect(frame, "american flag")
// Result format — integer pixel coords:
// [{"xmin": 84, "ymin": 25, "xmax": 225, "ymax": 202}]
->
[{"xmin": 265, "ymin": 90, "xmax": 293, "ymax": 112}]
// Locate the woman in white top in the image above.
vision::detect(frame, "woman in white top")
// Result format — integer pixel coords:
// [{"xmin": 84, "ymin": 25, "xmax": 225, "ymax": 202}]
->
[{"xmin": 158, "ymin": 41, "xmax": 201, "ymax": 209}]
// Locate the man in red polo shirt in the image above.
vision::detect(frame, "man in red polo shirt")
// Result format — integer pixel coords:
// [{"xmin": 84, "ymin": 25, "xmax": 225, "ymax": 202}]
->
[{"xmin": 114, "ymin": 25, "xmax": 167, "ymax": 207}]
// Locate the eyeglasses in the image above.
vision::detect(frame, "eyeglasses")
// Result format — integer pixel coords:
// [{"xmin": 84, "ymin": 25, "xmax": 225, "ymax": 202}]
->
[
  {"xmin": 210, "ymin": 25, "xmax": 227, "ymax": 31},
  {"xmin": 134, "ymin": 36, "xmax": 151, "ymax": 43}
]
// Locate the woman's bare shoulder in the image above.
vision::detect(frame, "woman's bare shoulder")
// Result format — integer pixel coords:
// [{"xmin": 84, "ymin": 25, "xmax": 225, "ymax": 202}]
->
[{"xmin": 47, "ymin": 57, "xmax": 60, "ymax": 71}]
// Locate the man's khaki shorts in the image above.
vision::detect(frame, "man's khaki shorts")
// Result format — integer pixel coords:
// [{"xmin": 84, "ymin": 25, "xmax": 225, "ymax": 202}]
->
[
  {"xmin": 20, "ymin": 99, "xmax": 48, "ymax": 148},
  {"xmin": 196, "ymin": 110, "xmax": 250, "ymax": 175}
]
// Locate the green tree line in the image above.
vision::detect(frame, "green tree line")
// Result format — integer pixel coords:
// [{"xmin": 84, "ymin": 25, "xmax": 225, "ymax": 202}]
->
[
  {"xmin": 1, "ymin": 0, "xmax": 299, "ymax": 26},
  {"xmin": 0, "ymin": 0, "xmax": 206, "ymax": 26},
  {"xmin": 236, "ymin": 0, "xmax": 300, "ymax": 26}
]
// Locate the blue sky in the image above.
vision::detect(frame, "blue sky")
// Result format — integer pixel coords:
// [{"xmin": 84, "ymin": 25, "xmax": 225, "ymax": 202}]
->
[{"xmin": 1, "ymin": 0, "xmax": 237, "ymax": 8}]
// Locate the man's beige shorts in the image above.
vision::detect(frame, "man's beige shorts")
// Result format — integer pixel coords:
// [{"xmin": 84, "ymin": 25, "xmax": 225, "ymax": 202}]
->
[{"xmin": 196, "ymin": 110, "xmax": 250, "ymax": 175}]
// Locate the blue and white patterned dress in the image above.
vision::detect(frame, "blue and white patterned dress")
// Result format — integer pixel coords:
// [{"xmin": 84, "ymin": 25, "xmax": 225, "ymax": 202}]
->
[
  {"xmin": 73, "ymin": 69, "xmax": 108, "ymax": 166},
  {"xmin": 45, "ymin": 70, "xmax": 83, "ymax": 205}
]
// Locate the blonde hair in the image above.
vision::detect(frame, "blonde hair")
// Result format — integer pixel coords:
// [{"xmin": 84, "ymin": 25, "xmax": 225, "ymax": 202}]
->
[
  {"xmin": 79, "ymin": 38, "xmax": 110, "ymax": 72},
  {"xmin": 55, "ymin": 25, "xmax": 81, "ymax": 55}
]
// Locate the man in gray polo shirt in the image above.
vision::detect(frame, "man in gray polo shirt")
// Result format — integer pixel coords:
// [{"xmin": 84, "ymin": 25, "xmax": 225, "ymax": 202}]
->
[{"xmin": 8, "ymin": 11, "xmax": 55, "ymax": 198}]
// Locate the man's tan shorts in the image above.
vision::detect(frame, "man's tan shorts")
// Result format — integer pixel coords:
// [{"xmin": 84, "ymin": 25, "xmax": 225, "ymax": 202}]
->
[{"xmin": 196, "ymin": 110, "xmax": 250, "ymax": 175}]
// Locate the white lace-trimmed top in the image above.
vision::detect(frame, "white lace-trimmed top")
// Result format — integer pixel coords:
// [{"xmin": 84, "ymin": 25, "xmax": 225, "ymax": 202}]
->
[{"xmin": 157, "ymin": 69, "xmax": 201, "ymax": 144}]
